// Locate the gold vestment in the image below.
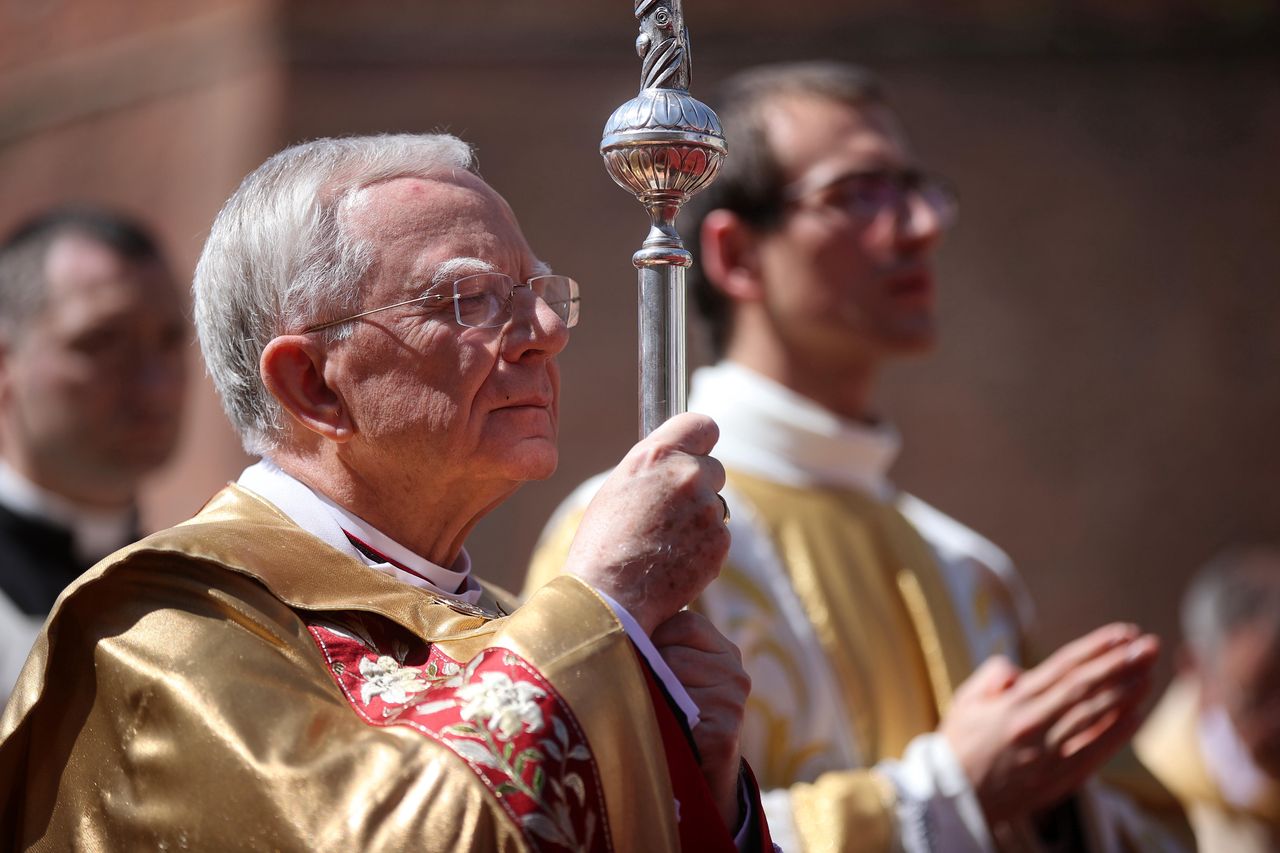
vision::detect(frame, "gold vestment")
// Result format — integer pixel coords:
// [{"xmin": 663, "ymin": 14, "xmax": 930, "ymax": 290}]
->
[{"xmin": 0, "ymin": 485, "xmax": 687, "ymax": 850}]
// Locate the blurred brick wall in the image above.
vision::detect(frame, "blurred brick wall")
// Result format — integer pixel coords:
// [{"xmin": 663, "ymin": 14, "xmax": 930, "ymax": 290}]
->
[
  {"xmin": 0, "ymin": 1, "xmax": 286, "ymax": 525},
  {"xmin": 2, "ymin": 1, "xmax": 1277, "ymax": 682}
]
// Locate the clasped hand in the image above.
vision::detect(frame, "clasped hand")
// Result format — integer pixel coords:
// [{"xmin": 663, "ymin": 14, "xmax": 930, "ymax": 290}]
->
[{"xmin": 940, "ymin": 622, "xmax": 1159, "ymax": 824}]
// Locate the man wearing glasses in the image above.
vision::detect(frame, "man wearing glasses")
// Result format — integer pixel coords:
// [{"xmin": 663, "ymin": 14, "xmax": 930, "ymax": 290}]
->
[
  {"xmin": 530, "ymin": 62, "xmax": 1187, "ymax": 850},
  {"xmin": 0, "ymin": 134, "xmax": 773, "ymax": 850}
]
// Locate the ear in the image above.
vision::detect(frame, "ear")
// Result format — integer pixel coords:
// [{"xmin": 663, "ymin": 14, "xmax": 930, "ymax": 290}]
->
[
  {"xmin": 699, "ymin": 209, "xmax": 766, "ymax": 303},
  {"xmin": 260, "ymin": 335, "xmax": 354, "ymax": 443}
]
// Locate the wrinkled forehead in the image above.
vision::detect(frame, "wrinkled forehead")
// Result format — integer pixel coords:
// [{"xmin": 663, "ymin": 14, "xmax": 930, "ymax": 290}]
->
[
  {"xmin": 346, "ymin": 172, "xmax": 538, "ymax": 287},
  {"xmin": 761, "ymin": 95, "xmax": 914, "ymax": 184}
]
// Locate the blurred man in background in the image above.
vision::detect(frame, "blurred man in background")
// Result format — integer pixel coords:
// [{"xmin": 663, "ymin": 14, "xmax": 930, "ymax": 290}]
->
[
  {"xmin": 1138, "ymin": 546, "xmax": 1280, "ymax": 852},
  {"xmin": 530, "ymin": 61, "xmax": 1187, "ymax": 851},
  {"xmin": 0, "ymin": 209, "xmax": 187, "ymax": 699}
]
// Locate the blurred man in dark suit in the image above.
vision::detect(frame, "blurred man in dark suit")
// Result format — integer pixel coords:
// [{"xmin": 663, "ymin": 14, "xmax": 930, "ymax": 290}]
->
[{"xmin": 0, "ymin": 208, "xmax": 187, "ymax": 699}]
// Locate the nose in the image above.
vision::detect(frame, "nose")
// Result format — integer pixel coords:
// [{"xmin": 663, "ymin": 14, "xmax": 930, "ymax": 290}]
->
[
  {"xmin": 501, "ymin": 284, "xmax": 570, "ymax": 361},
  {"xmin": 895, "ymin": 191, "xmax": 944, "ymax": 252}
]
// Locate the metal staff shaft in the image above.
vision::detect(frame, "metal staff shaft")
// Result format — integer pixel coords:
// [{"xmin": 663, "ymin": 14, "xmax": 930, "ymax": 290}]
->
[
  {"xmin": 601, "ymin": 0, "xmax": 725, "ymax": 437},
  {"xmin": 637, "ymin": 263, "xmax": 688, "ymax": 436}
]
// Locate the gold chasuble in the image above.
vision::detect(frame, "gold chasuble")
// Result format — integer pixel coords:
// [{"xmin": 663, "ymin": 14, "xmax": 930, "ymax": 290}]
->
[{"xmin": 0, "ymin": 485, "xmax": 701, "ymax": 850}]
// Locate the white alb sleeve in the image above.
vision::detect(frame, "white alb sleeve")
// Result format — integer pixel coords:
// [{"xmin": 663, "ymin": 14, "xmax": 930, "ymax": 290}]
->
[{"xmin": 874, "ymin": 732, "xmax": 994, "ymax": 852}]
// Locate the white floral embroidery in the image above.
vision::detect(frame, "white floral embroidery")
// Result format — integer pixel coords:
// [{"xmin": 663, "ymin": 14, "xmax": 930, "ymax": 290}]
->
[
  {"xmin": 358, "ymin": 655, "xmax": 429, "ymax": 706},
  {"xmin": 457, "ymin": 671, "xmax": 548, "ymax": 739}
]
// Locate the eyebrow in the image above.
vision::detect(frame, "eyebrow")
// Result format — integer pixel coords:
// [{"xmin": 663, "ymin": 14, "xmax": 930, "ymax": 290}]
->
[
  {"xmin": 430, "ymin": 257, "xmax": 498, "ymax": 289},
  {"xmin": 427, "ymin": 256, "xmax": 555, "ymax": 289},
  {"xmin": 783, "ymin": 163, "xmax": 913, "ymax": 201}
]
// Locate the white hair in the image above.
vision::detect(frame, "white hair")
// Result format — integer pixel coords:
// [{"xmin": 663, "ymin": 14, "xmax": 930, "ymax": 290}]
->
[
  {"xmin": 193, "ymin": 133, "xmax": 475, "ymax": 455},
  {"xmin": 1182, "ymin": 545, "xmax": 1280, "ymax": 664}
]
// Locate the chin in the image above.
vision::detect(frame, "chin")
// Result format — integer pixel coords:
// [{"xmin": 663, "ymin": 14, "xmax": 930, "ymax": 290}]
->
[{"xmin": 504, "ymin": 440, "xmax": 559, "ymax": 482}]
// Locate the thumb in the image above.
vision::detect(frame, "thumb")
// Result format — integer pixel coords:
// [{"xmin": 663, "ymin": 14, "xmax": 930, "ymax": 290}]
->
[
  {"xmin": 643, "ymin": 412, "xmax": 720, "ymax": 457},
  {"xmin": 958, "ymin": 655, "xmax": 1021, "ymax": 700}
]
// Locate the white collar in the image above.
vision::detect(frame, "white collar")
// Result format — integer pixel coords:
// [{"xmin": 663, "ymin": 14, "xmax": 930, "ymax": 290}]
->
[
  {"xmin": 0, "ymin": 461, "xmax": 136, "ymax": 563},
  {"xmin": 236, "ymin": 459, "xmax": 481, "ymax": 604},
  {"xmin": 688, "ymin": 361, "xmax": 901, "ymax": 498}
]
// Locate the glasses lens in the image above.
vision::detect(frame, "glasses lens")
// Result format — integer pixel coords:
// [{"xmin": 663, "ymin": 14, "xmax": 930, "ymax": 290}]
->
[
  {"xmin": 819, "ymin": 171, "xmax": 957, "ymax": 229},
  {"xmin": 452, "ymin": 273, "xmax": 581, "ymax": 329},
  {"xmin": 530, "ymin": 275, "xmax": 581, "ymax": 329},
  {"xmin": 839, "ymin": 173, "xmax": 900, "ymax": 218},
  {"xmin": 453, "ymin": 274, "xmax": 508, "ymax": 328}
]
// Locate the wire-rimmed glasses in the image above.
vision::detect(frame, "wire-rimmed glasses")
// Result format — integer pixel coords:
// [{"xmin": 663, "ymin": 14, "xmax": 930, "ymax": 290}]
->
[{"xmin": 303, "ymin": 273, "xmax": 581, "ymax": 334}]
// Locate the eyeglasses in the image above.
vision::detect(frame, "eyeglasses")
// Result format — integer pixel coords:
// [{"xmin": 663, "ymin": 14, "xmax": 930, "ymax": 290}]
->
[
  {"xmin": 303, "ymin": 273, "xmax": 581, "ymax": 334},
  {"xmin": 784, "ymin": 169, "xmax": 958, "ymax": 229}
]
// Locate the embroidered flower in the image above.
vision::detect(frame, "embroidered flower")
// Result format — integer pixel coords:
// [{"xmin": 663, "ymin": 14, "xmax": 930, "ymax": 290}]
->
[
  {"xmin": 457, "ymin": 671, "xmax": 547, "ymax": 739},
  {"xmin": 358, "ymin": 655, "xmax": 429, "ymax": 706}
]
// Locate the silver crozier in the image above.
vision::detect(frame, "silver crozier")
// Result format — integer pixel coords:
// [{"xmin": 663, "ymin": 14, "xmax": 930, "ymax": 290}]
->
[{"xmin": 601, "ymin": 0, "xmax": 726, "ymax": 437}]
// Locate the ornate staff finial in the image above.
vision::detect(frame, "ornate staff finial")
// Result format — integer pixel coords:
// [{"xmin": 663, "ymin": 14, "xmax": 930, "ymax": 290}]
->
[
  {"xmin": 634, "ymin": 0, "xmax": 690, "ymax": 91},
  {"xmin": 601, "ymin": 0, "xmax": 726, "ymax": 436}
]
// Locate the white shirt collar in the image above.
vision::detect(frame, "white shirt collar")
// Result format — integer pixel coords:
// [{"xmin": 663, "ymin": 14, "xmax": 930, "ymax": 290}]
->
[
  {"xmin": 688, "ymin": 360, "xmax": 901, "ymax": 497},
  {"xmin": 236, "ymin": 458, "xmax": 482, "ymax": 604},
  {"xmin": 0, "ymin": 461, "xmax": 135, "ymax": 563}
]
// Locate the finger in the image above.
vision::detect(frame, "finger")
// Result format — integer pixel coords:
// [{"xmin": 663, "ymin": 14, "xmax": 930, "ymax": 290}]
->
[
  {"xmin": 1053, "ymin": 694, "xmax": 1150, "ymax": 782},
  {"xmin": 652, "ymin": 610, "xmax": 737, "ymax": 655},
  {"xmin": 652, "ymin": 610, "xmax": 706, "ymax": 647},
  {"xmin": 1017, "ymin": 623, "xmax": 1144, "ymax": 697},
  {"xmin": 1045, "ymin": 670, "xmax": 1152, "ymax": 755},
  {"xmin": 1025, "ymin": 634, "xmax": 1158, "ymax": 725},
  {"xmin": 658, "ymin": 647, "xmax": 746, "ymax": 690},
  {"xmin": 701, "ymin": 453, "xmax": 726, "ymax": 493},
  {"xmin": 644, "ymin": 412, "xmax": 720, "ymax": 457},
  {"xmin": 660, "ymin": 650, "xmax": 752, "ymax": 699},
  {"xmin": 954, "ymin": 654, "xmax": 1021, "ymax": 703}
]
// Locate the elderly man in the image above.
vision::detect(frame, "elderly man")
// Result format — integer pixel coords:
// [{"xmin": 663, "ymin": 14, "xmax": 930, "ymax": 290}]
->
[
  {"xmin": 0, "ymin": 135, "xmax": 769, "ymax": 850},
  {"xmin": 1137, "ymin": 547, "xmax": 1280, "ymax": 852},
  {"xmin": 0, "ymin": 209, "xmax": 187, "ymax": 701},
  {"xmin": 530, "ymin": 62, "xmax": 1188, "ymax": 851}
]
